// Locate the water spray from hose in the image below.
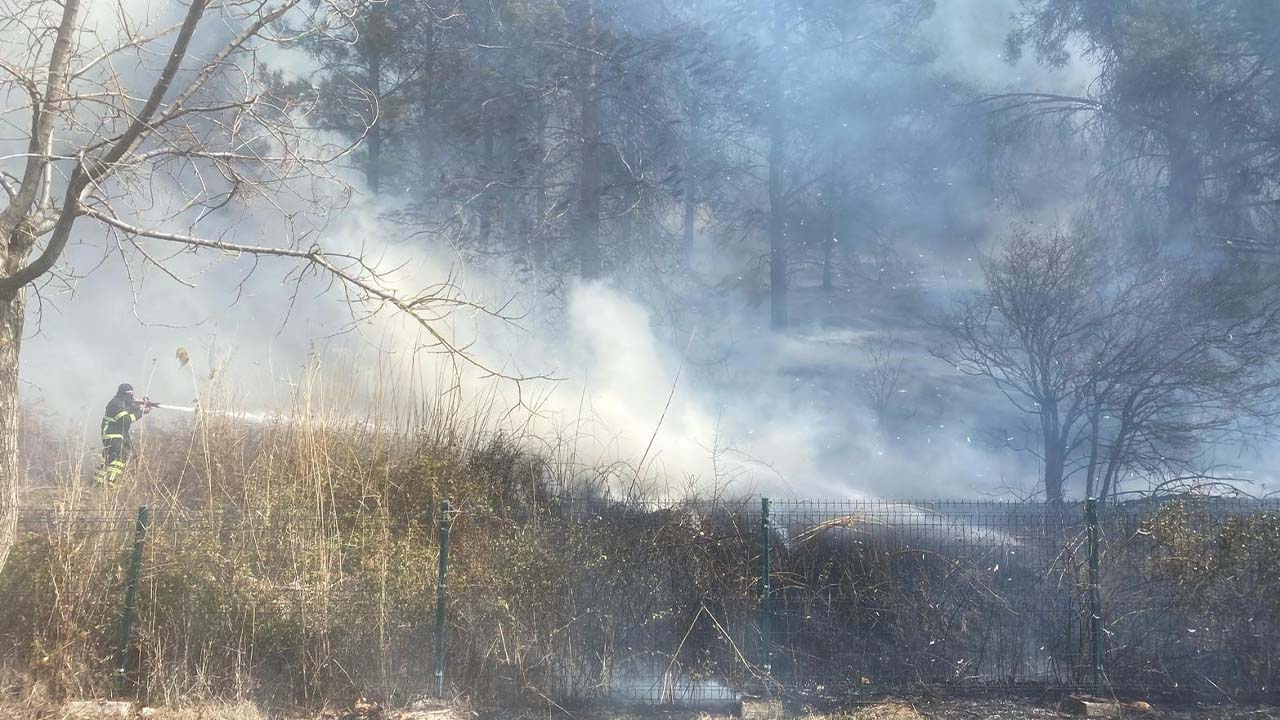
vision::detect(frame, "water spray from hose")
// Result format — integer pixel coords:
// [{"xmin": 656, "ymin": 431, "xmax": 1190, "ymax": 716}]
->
[{"xmin": 155, "ymin": 404, "xmax": 199, "ymax": 413}]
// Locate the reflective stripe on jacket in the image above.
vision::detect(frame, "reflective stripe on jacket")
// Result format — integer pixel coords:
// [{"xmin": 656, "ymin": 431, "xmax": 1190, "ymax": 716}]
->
[{"xmin": 101, "ymin": 395, "xmax": 142, "ymax": 442}]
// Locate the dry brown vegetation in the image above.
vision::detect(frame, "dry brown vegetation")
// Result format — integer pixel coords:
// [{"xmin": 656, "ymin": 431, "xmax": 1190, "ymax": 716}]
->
[
  {"xmin": 2, "ymin": 382, "xmax": 1280, "ymax": 714},
  {"xmin": 837, "ymin": 701, "xmax": 925, "ymax": 720},
  {"xmin": 0, "ymin": 379, "xmax": 745, "ymax": 709}
]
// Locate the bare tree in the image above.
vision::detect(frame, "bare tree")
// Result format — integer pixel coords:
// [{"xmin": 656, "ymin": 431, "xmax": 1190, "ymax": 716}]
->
[
  {"xmin": 0, "ymin": 0, "xmax": 512, "ymax": 570},
  {"xmin": 934, "ymin": 229, "xmax": 1104, "ymax": 503},
  {"xmin": 860, "ymin": 337, "xmax": 908, "ymax": 429},
  {"xmin": 1081, "ymin": 263, "xmax": 1280, "ymax": 504},
  {"xmin": 937, "ymin": 225, "xmax": 1280, "ymax": 504}
]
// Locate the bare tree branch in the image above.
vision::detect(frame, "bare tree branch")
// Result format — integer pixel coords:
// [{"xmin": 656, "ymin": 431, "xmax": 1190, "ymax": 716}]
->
[{"xmin": 79, "ymin": 207, "xmax": 541, "ymax": 382}]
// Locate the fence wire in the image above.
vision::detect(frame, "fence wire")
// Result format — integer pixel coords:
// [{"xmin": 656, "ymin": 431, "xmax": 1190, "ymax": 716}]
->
[{"xmin": 2, "ymin": 496, "xmax": 1278, "ymax": 706}]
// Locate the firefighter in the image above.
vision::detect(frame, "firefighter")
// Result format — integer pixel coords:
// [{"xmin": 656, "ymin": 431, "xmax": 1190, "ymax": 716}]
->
[{"xmin": 96, "ymin": 383, "xmax": 150, "ymax": 485}]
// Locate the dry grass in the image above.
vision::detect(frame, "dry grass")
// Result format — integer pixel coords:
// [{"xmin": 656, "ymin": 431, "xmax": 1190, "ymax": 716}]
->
[
  {"xmin": 0, "ymin": 671, "xmax": 53, "ymax": 720},
  {"xmin": 5, "ymin": 370, "xmax": 1280, "ymax": 713},
  {"xmin": 0, "ymin": 699, "xmax": 267, "ymax": 720},
  {"xmin": 839, "ymin": 702, "xmax": 926, "ymax": 720},
  {"xmin": 137, "ymin": 702, "xmax": 267, "ymax": 720},
  {"xmin": 1, "ymin": 368, "xmax": 740, "ymax": 710},
  {"xmin": 4, "ymin": 372, "xmax": 541, "ymax": 706}
]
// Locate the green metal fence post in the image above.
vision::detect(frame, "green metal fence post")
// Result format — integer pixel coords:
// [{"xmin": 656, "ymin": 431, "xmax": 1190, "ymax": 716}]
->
[
  {"xmin": 759, "ymin": 497, "xmax": 772, "ymax": 682},
  {"xmin": 115, "ymin": 505, "xmax": 150, "ymax": 696},
  {"xmin": 433, "ymin": 500, "xmax": 452, "ymax": 698},
  {"xmin": 1086, "ymin": 497, "xmax": 1104, "ymax": 693}
]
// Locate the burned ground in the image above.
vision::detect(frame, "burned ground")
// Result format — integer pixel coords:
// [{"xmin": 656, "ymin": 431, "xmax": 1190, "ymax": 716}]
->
[{"xmin": 480, "ymin": 697, "xmax": 1279, "ymax": 720}]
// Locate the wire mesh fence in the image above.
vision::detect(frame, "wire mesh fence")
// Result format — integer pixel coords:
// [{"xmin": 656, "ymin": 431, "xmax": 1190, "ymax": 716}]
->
[
  {"xmin": 2, "ymin": 495, "xmax": 1278, "ymax": 707},
  {"xmin": 5, "ymin": 506, "xmax": 446, "ymax": 706}
]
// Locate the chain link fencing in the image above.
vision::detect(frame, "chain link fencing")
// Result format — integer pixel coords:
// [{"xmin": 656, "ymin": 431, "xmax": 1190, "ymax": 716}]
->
[{"xmin": 2, "ymin": 496, "xmax": 1277, "ymax": 707}]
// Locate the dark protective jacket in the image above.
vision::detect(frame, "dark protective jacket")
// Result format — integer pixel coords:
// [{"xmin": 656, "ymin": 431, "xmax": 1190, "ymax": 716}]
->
[{"xmin": 101, "ymin": 394, "xmax": 143, "ymax": 445}]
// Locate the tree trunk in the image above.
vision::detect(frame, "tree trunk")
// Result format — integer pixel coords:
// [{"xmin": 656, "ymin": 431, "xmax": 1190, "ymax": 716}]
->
[
  {"xmin": 479, "ymin": 1, "xmax": 508, "ymax": 250},
  {"xmin": 767, "ymin": 0, "xmax": 788, "ymax": 329},
  {"xmin": 1098, "ymin": 430, "xmax": 1127, "ymax": 507},
  {"xmin": 1084, "ymin": 405, "xmax": 1101, "ymax": 499},
  {"xmin": 0, "ymin": 268, "xmax": 28, "ymax": 572},
  {"xmin": 575, "ymin": 0, "xmax": 602, "ymax": 279},
  {"xmin": 1042, "ymin": 404, "xmax": 1066, "ymax": 504},
  {"xmin": 365, "ymin": 2, "xmax": 388, "ymax": 192},
  {"xmin": 0, "ymin": 213, "xmax": 50, "ymax": 574},
  {"xmin": 418, "ymin": 11, "xmax": 436, "ymax": 183},
  {"xmin": 1043, "ymin": 442, "xmax": 1065, "ymax": 505},
  {"xmin": 367, "ymin": 52, "xmax": 383, "ymax": 193}
]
